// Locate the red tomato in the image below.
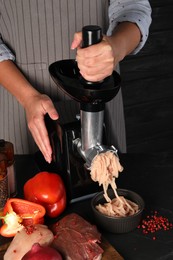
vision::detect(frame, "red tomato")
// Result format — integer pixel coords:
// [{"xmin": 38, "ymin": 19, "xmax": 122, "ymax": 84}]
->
[{"xmin": 24, "ymin": 172, "xmax": 66, "ymax": 218}]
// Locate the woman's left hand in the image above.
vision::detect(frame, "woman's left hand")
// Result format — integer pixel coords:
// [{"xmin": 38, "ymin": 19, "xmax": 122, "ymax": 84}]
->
[{"xmin": 71, "ymin": 32, "xmax": 116, "ymax": 82}]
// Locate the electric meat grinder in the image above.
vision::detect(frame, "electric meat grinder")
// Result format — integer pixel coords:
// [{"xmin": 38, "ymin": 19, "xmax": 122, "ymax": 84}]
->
[{"xmin": 48, "ymin": 25, "xmax": 121, "ymax": 202}]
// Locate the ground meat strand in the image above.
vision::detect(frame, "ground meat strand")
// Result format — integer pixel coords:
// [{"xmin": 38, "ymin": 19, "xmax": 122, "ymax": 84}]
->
[
  {"xmin": 90, "ymin": 151, "xmax": 139, "ymax": 217},
  {"xmin": 96, "ymin": 196, "xmax": 139, "ymax": 217},
  {"xmin": 90, "ymin": 151, "xmax": 123, "ymax": 202}
]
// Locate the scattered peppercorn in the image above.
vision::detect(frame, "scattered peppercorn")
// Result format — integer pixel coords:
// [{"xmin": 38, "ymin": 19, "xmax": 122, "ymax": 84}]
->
[
  {"xmin": 24, "ymin": 225, "xmax": 36, "ymax": 235},
  {"xmin": 138, "ymin": 210, "xmax": 173, "ymax": 240}
]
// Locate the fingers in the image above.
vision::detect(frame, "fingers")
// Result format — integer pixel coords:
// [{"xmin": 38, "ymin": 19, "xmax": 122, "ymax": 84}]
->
[
  {"xmin": 26, "ymin": 95, "xmax": 59, "ymax": 163},
  {"xmin": 40, "ymin": 98, "xmax": 59, "ymax": 162},
  {"xmin": 72, "ymin": 33, "xmax": 116, "ymax": 81},
  {"xmin": 42, "ymin": 97, "xmax": 59, "ymax": 121},
  {"xmin": 29, "ymin": 114, "xmax": 52, "ymax": 163},
  {"xmin": 76, "ymin": 40, "xmax": 114, "ymax": 82},
  {"xmin": 71, "ymin": 32, "xmax": 82, "ymax": 50},
  {"xmin": 77, "ymin": 51, "xmax": 114, "ymax": 81}
]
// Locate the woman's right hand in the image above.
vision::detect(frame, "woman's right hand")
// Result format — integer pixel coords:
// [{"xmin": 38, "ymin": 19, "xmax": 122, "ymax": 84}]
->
[
  {"xmin": 0, "ymin": 60, "xmax": 59, "ymax": 162},
  {"xmin": 24, "ymin": 93, "xmax": 59, "ymax": 163}
]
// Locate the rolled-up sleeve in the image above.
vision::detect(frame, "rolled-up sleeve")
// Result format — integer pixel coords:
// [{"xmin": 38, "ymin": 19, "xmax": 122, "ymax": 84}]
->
[
  {"xmin": 107, "ymin": 0, "xmax": 152, "ymax": 54},
  {"xmin": 0, "ymin": 36, "xmax": 15, "ymax": 62}
]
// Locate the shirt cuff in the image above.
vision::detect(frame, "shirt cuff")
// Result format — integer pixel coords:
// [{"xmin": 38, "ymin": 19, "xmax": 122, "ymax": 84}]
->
[
  {"xmin": 0, "ymin": 43, "xmax": 15, "ymax": 62},
  {"xmin": 107, "ymin": 10, "xmax": 152, "ymax": 54}
]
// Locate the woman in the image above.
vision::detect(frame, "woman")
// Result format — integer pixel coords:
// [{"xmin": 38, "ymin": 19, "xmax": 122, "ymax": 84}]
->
[{"xmin": 0, "ymin": 0, "xmax": 151, "ymax": 163}]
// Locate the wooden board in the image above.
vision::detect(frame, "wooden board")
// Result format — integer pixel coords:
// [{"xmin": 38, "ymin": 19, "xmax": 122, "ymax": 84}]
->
[
  {"xmin": 101, "ymin": 237, "xmax": 124, "ymax": 260},
  {"xmin": 0, "ymin": 237, "xmax": 123, "ymax": 260}
]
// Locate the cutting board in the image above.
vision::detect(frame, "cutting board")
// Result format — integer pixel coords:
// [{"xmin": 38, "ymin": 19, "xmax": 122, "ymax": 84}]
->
[
  {"xmin": 101, "ymin": 237, "xmax": 124, "ymax": 260},
  {"xmin": 0, "ymin": 237, "xmax": 124, "ymax": 260}
]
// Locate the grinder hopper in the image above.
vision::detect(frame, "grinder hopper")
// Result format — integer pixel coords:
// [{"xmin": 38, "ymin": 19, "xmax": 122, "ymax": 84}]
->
[{"xmin": 49, "ymin": 25, "xmax": 121, "ymax": 202}]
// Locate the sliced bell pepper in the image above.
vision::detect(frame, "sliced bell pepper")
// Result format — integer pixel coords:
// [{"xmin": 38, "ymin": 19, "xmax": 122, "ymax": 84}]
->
[
  {"xmin": 23, "ymin": 171, "xmax": 66, "ymax": 218},
  {"xmin": 0, "ymin": 198, "xmax": 46, "ymax": 237}
]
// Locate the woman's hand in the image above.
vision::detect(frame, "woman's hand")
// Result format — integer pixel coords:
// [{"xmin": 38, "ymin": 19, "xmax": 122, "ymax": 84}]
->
[
  {"xmin": 24, "ymin": 93, "xmax": 59, "ymax": 163},
  {"xmin": 71, "ymin": 22, "xmax": 141, "ymax": 82},
  {"xmin": 0, "ymin": 60, "xmax": 59, "ymax": 163},
  {"xmin": 71, "ymin": 32, "xmax": 117, "ymax": 82}
]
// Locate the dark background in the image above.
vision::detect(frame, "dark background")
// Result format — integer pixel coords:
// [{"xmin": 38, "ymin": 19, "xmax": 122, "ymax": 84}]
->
[{"xmin": 120, "ymin": 0, "xmax": 173, "ymax": 153}]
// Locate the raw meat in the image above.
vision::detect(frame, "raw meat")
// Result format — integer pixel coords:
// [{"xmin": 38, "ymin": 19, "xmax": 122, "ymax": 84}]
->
[
  {"xmin": 4, "ymin": 224, "xmax": 54, "ymax": 260},
  {"xmin": 90, "ymin": 151, "xmax": 139, "ymax": 217},
  {"xmin": 96, "ymin": 196, "xmax": 139, "ymax": 217},
  {"xmin": 51, "ymin": 213, "xmax": 103, "ymax": 260},
  {"xmin": 90, "ymin": 151, "xmax": 123, "ymax": 202}
]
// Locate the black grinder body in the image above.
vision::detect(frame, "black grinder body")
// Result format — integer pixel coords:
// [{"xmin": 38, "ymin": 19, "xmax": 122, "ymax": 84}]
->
[{"xmin": 44, "ymin": 106, "xmax": 104, "ymax": 203}]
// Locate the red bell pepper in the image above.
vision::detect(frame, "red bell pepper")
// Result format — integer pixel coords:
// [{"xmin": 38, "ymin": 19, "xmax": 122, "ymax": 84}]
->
[
  {"xmin": 24, "ymin": 171, "xmax": 66, "ymax": 218},
  {"xmin": 0, "ymin": 198, "xmax": 46, "ymax": 237}
]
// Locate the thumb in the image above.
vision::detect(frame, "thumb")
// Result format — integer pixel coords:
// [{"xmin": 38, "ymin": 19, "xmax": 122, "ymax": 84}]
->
[
  {"xmin": 42, "ymin": 97, "xmax": 59, "ymax": 120},
  {"xmin": 71, "ymin": 31, "xmax": 82, "ymax": 50},
  {"xmin": 48, "ymin": 108, "xmax": 59, "ymax": 120}
]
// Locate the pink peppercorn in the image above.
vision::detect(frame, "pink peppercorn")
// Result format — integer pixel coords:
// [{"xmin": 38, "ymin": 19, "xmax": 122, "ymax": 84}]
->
[{"xmin": 138, "ymin": 210, "xmax": 173, "ymax": 240}]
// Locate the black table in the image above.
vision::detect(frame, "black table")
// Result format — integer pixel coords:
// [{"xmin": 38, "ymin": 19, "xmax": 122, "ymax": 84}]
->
[{"xmin": 1, "ymin": 153, "xmax": 173, "ymax": 260}]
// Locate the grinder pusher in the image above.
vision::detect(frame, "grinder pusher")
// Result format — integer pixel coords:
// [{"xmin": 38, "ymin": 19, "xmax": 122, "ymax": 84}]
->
[{"xmin": 48, "ymin": 25, "xmax": 121, "ymax": 202}]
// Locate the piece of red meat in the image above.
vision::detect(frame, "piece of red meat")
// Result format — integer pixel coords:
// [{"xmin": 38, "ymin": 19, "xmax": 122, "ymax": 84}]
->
[{"xmin": 51, "ymin": 213, "xmax": 103, "ymax": 260}]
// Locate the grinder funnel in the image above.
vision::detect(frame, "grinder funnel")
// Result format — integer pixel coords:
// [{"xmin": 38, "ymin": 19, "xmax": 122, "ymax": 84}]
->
[{"xmin": 49, "ymin": 59, "xmax": 121, "ymax": 106}]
